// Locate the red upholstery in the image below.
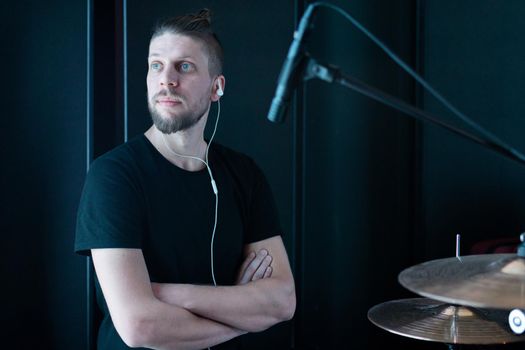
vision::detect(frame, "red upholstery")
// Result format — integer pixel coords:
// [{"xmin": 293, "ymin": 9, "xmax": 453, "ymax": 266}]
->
[{"xmin": 470, "ymin": 237, "xmax": 520, "ymax": 254}]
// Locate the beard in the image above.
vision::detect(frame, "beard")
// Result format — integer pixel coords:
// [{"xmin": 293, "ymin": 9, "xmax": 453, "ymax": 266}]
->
[{"xmin": 148, "ymin": 89, "xmax": 210, "ymax": 134}]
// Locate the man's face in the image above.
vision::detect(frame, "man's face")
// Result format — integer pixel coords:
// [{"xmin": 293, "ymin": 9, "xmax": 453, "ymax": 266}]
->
[{"xmin": 147, "ymin": 32, "xmax": 213, "ymax": 134}]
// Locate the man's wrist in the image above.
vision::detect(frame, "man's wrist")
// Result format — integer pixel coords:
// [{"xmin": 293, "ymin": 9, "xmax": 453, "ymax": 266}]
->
[
  {"xmin": 177, "ymin": 283, "xmax": 193, "ymax": 310},
  {"xmin": 152, "ymin": 282, "xmax": 189, "ymax": 309}
]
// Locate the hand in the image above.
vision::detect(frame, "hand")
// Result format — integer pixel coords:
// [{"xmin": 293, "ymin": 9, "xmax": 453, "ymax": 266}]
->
[
  {"xmin": 236, "ymin": 249, "xmax": 273, "ymax": 285},
  {"xmin": 151, "ymin": 282, "xmax": 164, "ymax": 300}
]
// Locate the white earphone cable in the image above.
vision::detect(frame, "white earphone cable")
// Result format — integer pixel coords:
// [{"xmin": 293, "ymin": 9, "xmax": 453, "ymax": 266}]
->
[{"xmin": 161, "ymin": 98, "xmax": 221, "ymax": 287}]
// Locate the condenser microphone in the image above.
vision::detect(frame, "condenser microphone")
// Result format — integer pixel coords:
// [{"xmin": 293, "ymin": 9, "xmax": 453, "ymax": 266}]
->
[{"xmin": 267, "ymin": 4, "xmax": 317, "ymax": 123}]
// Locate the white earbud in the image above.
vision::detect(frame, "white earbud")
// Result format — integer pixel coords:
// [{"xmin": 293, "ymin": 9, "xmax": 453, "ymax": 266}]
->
[{"xmin": 217, "ymin": 80, "xmax": 224, "ymax": 97}]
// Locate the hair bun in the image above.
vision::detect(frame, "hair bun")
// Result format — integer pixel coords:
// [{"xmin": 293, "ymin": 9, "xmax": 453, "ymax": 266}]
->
[{"xmin": 196, "ymin": 8, "xmax": 212, "ymax": 24}]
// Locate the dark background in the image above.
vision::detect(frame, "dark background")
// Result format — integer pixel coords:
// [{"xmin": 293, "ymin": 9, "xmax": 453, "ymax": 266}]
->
[{"xmin": 2, "ymin": 0, "xmax": 525, "ymax": 349}]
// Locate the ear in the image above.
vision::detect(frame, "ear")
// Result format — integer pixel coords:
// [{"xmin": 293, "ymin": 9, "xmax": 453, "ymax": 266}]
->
[{"xmin": 211, "ymin": 75, "xmax": 226, "ymax": 102}]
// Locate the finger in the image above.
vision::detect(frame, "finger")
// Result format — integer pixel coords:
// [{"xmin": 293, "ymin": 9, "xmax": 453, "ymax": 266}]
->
[
  {"xmin": 252, "ymin": 254, "xmax": 273, "ymax": 281},
  {"xmin": 263, "ymin": 266, "xmax": 272, "ymax": 279},
  {"xmin": 241, "ymin": 249, "xmax": 269, "ymax": 283},
  {"xmin": 238, "ymin": 252, "xmax": 256, "ymax": 277},
  {"xmin": 236, "ymin": 252, "xmax": 256, "ymax": 284}
]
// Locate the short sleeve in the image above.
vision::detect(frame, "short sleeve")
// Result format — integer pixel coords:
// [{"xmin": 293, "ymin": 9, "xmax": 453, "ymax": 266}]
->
[
  {"xmin": 74, "ymin": 155, "xmax": 146, "ymax": 256},
  {"xmin": 245, "ymin": 160, "xmax": 282, "ymax": 243}
]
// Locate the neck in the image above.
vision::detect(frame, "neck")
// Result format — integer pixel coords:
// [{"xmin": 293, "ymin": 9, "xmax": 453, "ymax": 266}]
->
[{"xmin": 145, "ymin": 124, "xmax": 208, "ymax": 171}]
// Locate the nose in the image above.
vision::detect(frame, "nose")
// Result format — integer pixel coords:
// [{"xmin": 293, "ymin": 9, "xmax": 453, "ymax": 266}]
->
[
  {"xmin": 160, "ymin": 68, "xmax": 179, "ymax": 88},
  {"xmin": 160, "ymin": 80, "xmax": 178, "ymax": 87}
]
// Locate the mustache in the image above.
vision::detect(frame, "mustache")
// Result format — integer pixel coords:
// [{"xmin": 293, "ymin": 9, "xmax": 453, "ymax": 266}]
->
[{"xmin": 153, "ymin": 90, "xmax": 185, "ymax": 101}]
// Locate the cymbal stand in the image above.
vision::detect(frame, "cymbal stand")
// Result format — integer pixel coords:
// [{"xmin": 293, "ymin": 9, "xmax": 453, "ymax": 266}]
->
[{"xmin": 508, "ymin": 234, "xmax": 525, "ymax": 335}]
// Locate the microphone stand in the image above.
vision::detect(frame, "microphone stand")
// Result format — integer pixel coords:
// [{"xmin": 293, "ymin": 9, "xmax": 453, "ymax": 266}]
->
[
  {"xmin": 282, "ymin": 54, "xmax": 525, "ymax": 350},
  {"xmin": 302, "ymin": 55, "xmax": 525, "ymax": 167}
]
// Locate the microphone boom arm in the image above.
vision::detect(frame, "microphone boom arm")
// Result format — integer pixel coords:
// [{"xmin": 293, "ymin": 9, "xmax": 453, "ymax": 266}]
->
[{"xmin": 303, "ymin": 56, "xmax": 525, "ymax": 166}]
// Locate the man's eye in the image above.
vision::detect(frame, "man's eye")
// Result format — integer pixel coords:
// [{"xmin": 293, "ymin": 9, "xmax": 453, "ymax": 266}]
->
[
  {"xmin": 179, "ymin": 62, "xmax": 194, "ymax": 73},
  {"xmin": 150, "ymin": 62, "xmax": 162, "ymax": 71}
]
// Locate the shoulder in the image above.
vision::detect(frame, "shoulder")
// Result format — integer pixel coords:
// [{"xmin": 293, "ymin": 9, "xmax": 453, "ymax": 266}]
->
[
  {"xmin": 89, "ymin": 135, "xmax": 148, "ymax": 173},
  {"xmin": 85, "ymin": 135, "xmax": 149, "ymax": 190},
  {"xmin": 212, "ymin": 143, "xmax": 263, "ymax": 176},
  {"xmin": 92, "ymin": 135, "xmax": 146, "ymax": 167},
  {"xmin": 211, "ymin": 143, "xmax": 274, "ymax": 201}
]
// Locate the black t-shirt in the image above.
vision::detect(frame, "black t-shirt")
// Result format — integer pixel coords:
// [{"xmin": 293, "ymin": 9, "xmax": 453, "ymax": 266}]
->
[{"xmin": 75, "ymin": 135, "xmax": 282, "ymax": 350}]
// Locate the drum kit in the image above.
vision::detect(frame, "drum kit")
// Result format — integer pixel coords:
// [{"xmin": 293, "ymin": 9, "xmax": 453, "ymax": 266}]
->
[{"xmin": 368, "ymin": 234, "xmax": 525, "ymax": 348}]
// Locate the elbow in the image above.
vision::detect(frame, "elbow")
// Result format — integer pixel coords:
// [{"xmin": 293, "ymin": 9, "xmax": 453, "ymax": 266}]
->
[
  {"xmin": 249, "ymin": 283, "xmax": 297, "ymax": 333},
  {"xmin": 267, "ymin": 280, "xmax": 296, "ymax": 325},
  {"xmin": 116, "ymin": 315, "xmax": 157, "ymax": 348},
  {"xmin": 257, "ymin": 283, "xmax": 296, "ymax": 332},
  {"xmin": 284, "ymin": 296, "xmax": 296, "ymax": 321},
  {"xmin": 279, "ymin": 283, "xmax": 296, "ymax": 321}
]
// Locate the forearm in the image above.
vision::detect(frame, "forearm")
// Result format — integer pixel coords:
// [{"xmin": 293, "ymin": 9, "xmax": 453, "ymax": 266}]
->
[
  {"xmin": 91, "ymin": 248, "xmax": 246, "ymax": 350},
  {"xmin": 154, "ymin": 278, "xmax": 296, "ymax": 332},
  {"xmin": 123, "ymin": 298, "xmax": 245, "ymax": 350}
]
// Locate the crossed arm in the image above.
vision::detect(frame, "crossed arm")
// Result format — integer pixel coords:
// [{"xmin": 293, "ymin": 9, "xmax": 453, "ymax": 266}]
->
[{"xmin": 91, "ymin": 235, "xmax": 295, "ymax": 350}]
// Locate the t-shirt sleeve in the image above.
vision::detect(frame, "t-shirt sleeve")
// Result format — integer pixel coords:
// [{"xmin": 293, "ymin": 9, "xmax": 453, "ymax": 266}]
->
[
  {"xmin": 245, "ymin": 160, "xmax": 283, "ymax": 243},
  {"xmin": 74, "ymin": 155, "xmax": 145, "ymax": 256}
]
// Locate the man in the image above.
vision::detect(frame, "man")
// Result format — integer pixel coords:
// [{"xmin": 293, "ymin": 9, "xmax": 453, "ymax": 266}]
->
[{"xmin": 75, "ymin": 8, "xmax": 295, "ymax": 350}]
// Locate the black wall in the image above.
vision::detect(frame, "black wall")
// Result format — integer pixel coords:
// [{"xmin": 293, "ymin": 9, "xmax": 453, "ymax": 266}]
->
[
  {"xmin": 1, "ymin": 0, "xmax": 87, "ymax": 348},
  {"xmin": 420, "ymin": 0, "xmax": 525, "ymax": 260},
  {"xmin": 2, "ymin": 1, "xmax": 524, "ymax": 349},
  {"xmin": 300, "ymin": 0, "xmax": 418, "ymax": 349}
]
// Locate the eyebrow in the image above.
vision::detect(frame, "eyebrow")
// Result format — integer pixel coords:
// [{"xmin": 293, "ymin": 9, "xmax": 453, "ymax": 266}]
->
[{"xmin": 147, "ymin": 53, "xmax": 195, "ymax": 60}]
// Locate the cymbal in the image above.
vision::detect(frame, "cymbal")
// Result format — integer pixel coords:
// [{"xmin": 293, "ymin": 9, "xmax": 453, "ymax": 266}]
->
[
  {"xmin": 368, "ymin": 298, "xmax": 524, "ymax": 344},
  {"xmin": 398, "ymin": 254, "xmax": 525, "ymax": 309}
]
